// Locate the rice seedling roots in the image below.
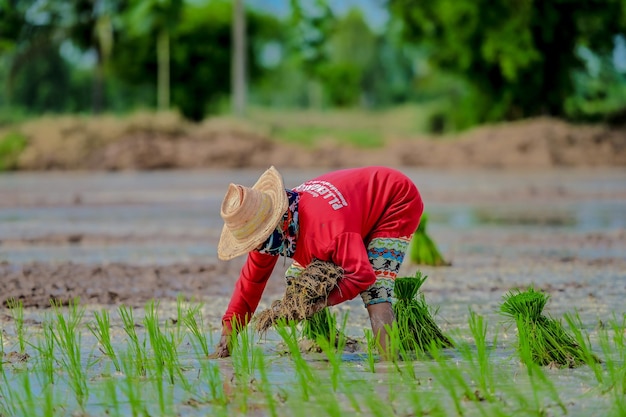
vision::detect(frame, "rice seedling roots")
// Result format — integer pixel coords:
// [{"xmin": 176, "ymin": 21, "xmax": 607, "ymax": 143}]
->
[{"xmin": 254, "ymin": 259, "xmax": 343, "ymax": 333}]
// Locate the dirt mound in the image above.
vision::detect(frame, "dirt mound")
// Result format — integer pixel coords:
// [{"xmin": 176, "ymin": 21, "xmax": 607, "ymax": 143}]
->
[
  {"xmin": 393, "ymin": 117, "xmax": 626, "ymax": 169},
  {"xmin": 8, "ymin": 115, "xmax": 626, "ymax": 171}
]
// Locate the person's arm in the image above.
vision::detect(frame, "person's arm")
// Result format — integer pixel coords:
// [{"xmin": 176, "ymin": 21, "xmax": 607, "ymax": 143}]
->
[
  {"xmin": 326, "ymin": 232, "xmax": 376, "ymax": 306},
  {"xmin": 212, "ymin": 251, "xmax": 278, "ymax": 358},
  {"xmin": 325, "ymin": 232, "xmax": 396, "ymax": 359}
]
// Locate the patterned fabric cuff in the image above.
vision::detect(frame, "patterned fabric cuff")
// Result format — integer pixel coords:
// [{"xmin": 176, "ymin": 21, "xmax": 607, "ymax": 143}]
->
[{"xmin": 360, "ymin": 278, "xmax": 394, "ymax": 306}]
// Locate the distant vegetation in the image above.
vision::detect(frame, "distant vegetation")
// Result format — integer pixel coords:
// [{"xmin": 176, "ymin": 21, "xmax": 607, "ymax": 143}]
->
[
  {"xmin": 0, "ymin": 0, "xmax": 625, "ymax": 131},
  {"xmin": 0, "ymin": 131, "xmax": 26, "ymax": 170}
]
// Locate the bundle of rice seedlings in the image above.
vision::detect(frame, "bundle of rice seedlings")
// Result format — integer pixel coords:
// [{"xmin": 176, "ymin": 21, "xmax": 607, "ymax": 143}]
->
[
  {"xmin": 500, "ymin": 287, "xmax": 598, "ymax": 368},
  {"xmin": 408, "ymin": 213, "xmax": 450, "ymax": 266},
  {"xmin": 393, "ymin": 271, "xmax": 452, "ymax": 354},
  {"xmin": 254, "ymin": 259, "xmax": 343, "ymax": 333},
  {"xmin": 299, "ymin": 308, "xmax": 358, "ymax": 352},
  {"xmin": 302, "ymin": 308, "xmax": 337, "ymax": 342}
]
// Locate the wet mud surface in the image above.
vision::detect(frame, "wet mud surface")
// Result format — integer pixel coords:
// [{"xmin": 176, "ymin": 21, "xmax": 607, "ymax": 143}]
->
[{"xmin": 1, "ymin": 168, "xmax": 625, "ymax": 333}]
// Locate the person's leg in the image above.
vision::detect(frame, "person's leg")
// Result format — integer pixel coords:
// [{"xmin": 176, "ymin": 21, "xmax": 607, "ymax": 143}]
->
[{"xmin": 361, "ymin": 236, "xmax": 412, "ymax": 358}]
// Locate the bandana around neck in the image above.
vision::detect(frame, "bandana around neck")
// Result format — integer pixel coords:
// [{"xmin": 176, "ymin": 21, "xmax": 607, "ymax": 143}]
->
[{"xmin": 256, "ymin": 189, "xmax": 299, "ymax": 257}]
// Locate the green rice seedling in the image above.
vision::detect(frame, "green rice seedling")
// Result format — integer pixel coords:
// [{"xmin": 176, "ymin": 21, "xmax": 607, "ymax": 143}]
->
[
  {"xmin": 229, "ymin": 319, "xmax": 259, "ymax": 379},
  {"xmin": 315, "ymin": 313, "xmax": 350, "ymax": 391},
  {"xmin": 457, "ymin": 310, "xmax": 496, "ymax": 401},
  {"xmin": 428, "ymin": 344, "xmax": 486, "ymax": 414},
  {"xmin": 150, "ymin": 370, "xmax": 174, "ymax": 417},
  {"xmin": 174, "ymin": 295, "xmax": 187, "ymax": 345},
  {"xmin": 50, "ymin": 298, "xmax": 88, "ymax": 408},
  {"xmin": 255, "ymin": 346, "xmax": 278, "ymax": 417},
  {"xmin": 119, "ymin": 349, "xmax": 147, "ymax": 417},
  {"xmin": 408, "ymin": 213, "xmax": 450, "ymax": 266},
  {"xmin": 608, "ymin": 315, "xmax": 626, "ymax": 395},
  {"xmin": 596, "ymin": 314, "xmax": 626, "ymax": 414},
  {"xmin": 339, "ymin": 379, "xmax": 365, "ymax": 415},
  {"xmin": 362, "ymin": 388, "xmax": 397, "ymax": 417},
  {"xmin": 364, "ymin": 329, "xmax": 377, "ymax": 373},
  {"xmin": 563, "ymin": 312, "xmax": 603, "ymax": 379},
  {"xmin": 0, "ymin": 332, "xmax": 16, "ymax": 417},
  {"xmin": 315, "ymin": 384, "xmax": 345, "ymax": 417},
  {"xmin": 198, "ymin": 359, "xmax": 228, "ymax": 405},
  {"xmin": 7, "ymin": 298, "xmax": 26, "ymax": 354},
  {"xmin": 143, "ymin": 300, "xmax": 190, "ymax": 392},
  {"xmin": 35, "ymin": 320, "xmax": 56, "ymax": 387},
  {"xmin": 404, "ymin": 376, "xmax": 446, "ymax": 417},
  {"xmin": 595, "ymin": 323, "xmax": 620, "ymax": 390},
  {"xmin": 144, "ymin": 300, "xmax": 168, "ymax": 382},
  {"xmin": 89, "ymin": 309, "xmax": 121, "ymax": 372},
  {"xmin": 182, "ymin": 303, "xmax": 210, "ymax": 357},
  {"xmin": 500, "ymin": 287, "xmax": 595, "ymax": 368},
  {"xmin": 375, "ymin": 319, "xmax": 411, "ymax": 365},
  {"xmin": 164, "ymin": 327, "xmax": 190, "ymax": 388},
  {"xmin": 384, "ymin": 338, "xmax": 406, "ymax": 403},
  {"xmin": 516, "ymin": 335, "xmax": 567, "ymax": 415},
  {"xmin": 102, "ymin": 371, "xmax": 121, "ymax": 417},
  {"xmin": 392, "ymin": 271, "xmax": 452, "ymax": 355},
  {"xmin": 229, "ymin": 320, "xmax": 260, "ymax": 413},
  {"xmin": 14, "ymin": 371, "xmax": 36, "ymax": 417},
  {"xmin": 143, "ymin": 302, "xmax": 171, "ymax": 416},
  {"xmin": 302, "ymin": 307, "xmax": 337, "ymax": 342},
  {"xmin": 384, "ymin": 321, "xmax": 408, "ymax": 371},
  {"xmin": 119, "ymin": 305, "xmax": 147, "ymax": 376},
  {"xmin": 274, "ymin": 319, "xmax": 315, "ymax": 401}
]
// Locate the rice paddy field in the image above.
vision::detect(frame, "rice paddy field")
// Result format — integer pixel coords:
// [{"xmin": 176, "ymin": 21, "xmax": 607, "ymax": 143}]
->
[{"xmin": 1, "ymin": 167, "xmax": 625, "ymax": 417}]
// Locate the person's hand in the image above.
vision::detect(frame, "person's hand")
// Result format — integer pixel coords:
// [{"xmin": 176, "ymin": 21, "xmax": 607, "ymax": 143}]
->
[
  {"xmin": 366, "ymin": 302, "xmax": 395, "ymax": 361},
  {"xmin": 209, "ymin": 332, "xmax": 231, "ymax": 359}
]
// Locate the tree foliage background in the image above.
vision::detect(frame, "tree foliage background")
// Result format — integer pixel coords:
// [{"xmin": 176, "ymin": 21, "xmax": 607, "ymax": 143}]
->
[
  {"xmin": 390, "ymin": 0, "xmax": 626, "ymax": 129},
  {"xmin": 0, "ymin": 0, "xmax": 625, "ymax": 130}
]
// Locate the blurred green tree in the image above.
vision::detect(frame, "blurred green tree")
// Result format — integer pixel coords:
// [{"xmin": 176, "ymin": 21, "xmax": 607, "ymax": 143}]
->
[
  {"xmin": 125, "ymin": 0, "xmax": 184, "ymax": 111},
  {"xmin": 0, "ymin": 0, "xmax": 52, "ymax": 110},
  {"xmin": 0, "ymin": 0, "xmax": 21, "ymax": 110},
  {"xmin": 232, "ymin": 0, "xmax": 247, "ymax": 116},
  {"xmin": 249, "ymin": 8, "xmax": 419, "ymax": 109},
  {"xmin": 566, "ymin": 45, "xmax": 626, "ymax": 123},
  {"xmin": 390, "ymin": 0, "xmax": 626, "ymax": 128},
  {"xmin": 62, "ymin": 0, "xmax": 125, "ymax": 113},
  {"xmin": 322, "ymin": 8, "xmax": 376, "ymax": 106},
  {"xmin": 0, "ymin": 0, "xmax": 92, "ymax": 115},
  {"xmin": 0, "ymin": 0, "xmax": 22, "ymax": 54},
  {"xmin": 289, "ymin": 0, "xmax": 335, "ymax": 107},
  {"xmin": 111, "ymin": 1, "xmax": 277, "ymax": 121},
  {"xmin": 11, "ymin": 41, "xmax": 76, "ymax": 113}
]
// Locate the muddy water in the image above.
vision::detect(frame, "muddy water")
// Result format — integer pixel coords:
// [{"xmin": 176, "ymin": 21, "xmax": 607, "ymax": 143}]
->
[
  {"xmin": 1, "ymin": 168, "xmax": 626, "ymax": 416},
  {"xmin": 2, "ymin": 168, "xmax": 624, "ymax": 261},
  {"xmin": 1, "ymin": 167, "xmax": 625, "ymax": 324}
]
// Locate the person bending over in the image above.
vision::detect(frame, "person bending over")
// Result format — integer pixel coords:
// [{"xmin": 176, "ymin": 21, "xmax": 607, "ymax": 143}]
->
[{"xmin": 212, "ymin": 165, "xmax": 423, "ymax": 358}]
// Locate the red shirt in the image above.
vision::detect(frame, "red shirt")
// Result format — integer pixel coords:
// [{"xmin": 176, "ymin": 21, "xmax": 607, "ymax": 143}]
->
[{"xmin": 222, "ymin": 166, "xmax": 423, "ymax": 330}]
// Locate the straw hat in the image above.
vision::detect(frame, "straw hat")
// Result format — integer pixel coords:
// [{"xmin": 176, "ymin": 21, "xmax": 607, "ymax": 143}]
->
[{"xmin": 218, "ymin": 166, "xmax": 288, "ymax": 260}]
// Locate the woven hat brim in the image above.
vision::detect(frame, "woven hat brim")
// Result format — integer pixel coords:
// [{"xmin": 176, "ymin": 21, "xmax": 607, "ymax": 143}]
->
[{"xmin": 217, "ymin": 166, "xmax": 289, "ymax": 260}]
